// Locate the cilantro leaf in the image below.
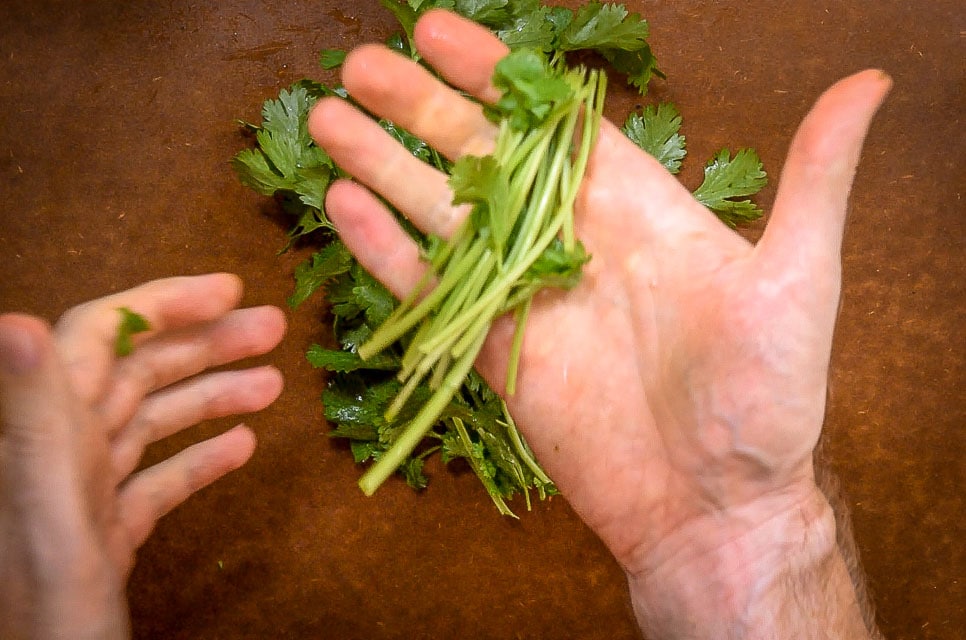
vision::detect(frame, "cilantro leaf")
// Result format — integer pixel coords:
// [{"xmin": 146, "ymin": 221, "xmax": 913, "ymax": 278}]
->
[
  {"xmin": 557, "ymin": 2, "xmax": 650, "ymax": 51},
  {"xmin": 322, "ymin": 377, "xmax": 400, "ymax": 429},
  {"xmin": 598, "ymin": 44, "xmax": 661, "ymax": 92},
  {"xmin": 522, "ymin": 238, "xmax": 590, "ymax": 289},
  {"xmin": 495, "ymin": 8, "xmax": 557, "ymax": 51},
  {"xmin": 114, "ymin": 307, "xmax": 151, "ymax": 357},
  {"xmin": 622, "ymin": 103, "xmax": 687, "ymax": 174},
  {"xmin": 449, "ymin": 154, "xmax": 511, "ymax": 251},
  {"xmin": 554, "ymin": 2, "xmax": 660, "ymax": 93},
  {"xmin": 486, "ymin": 48, "xmax": 572, "ymax": 130},
  {"xmin": 232, "ymin": 84, "xmax": 338, "ymax": 242},
  {"xmin": 288, "ymin": 241, "xmax": 353, "ymax": 309},
  {"xmin": 692, "ymin": 148, "xmax": 768, "ymax": 227},
  {"xmin": 319, "ymin": 48, "xmax": 346, "ymax": 69},
  {"xmin": 354, "ymin": 275, "xmax": 396, "ymax": 327},
  {"xmin": 306, "ymin": 345, "xmax": 400, "ymax": 372},
  {"xmin": 380, "ymin": 1, "xmax": 419, "ymax": 55},
  {"xmin": 285, "ymin": 198, "xmax": 330, "ymax": 241},
  {"xmin": 454, "ymin": 0, "xmax": 512, "ymax": 25},
  {"xmin": 380, "ymin": 120, "xmax": 434, "ymax": 164},
  {"xmin": 399, "ymin": 457, "xmax": 429, "ymax": 490},
  {"xmin": 232, "ymin": 148, "xmax": 286, "ymax": 195}
]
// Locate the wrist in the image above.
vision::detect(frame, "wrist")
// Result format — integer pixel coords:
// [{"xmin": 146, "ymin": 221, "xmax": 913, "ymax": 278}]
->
[{"xmin": 625, "ymin": 485, "xmax": 871, "ymax": 639}]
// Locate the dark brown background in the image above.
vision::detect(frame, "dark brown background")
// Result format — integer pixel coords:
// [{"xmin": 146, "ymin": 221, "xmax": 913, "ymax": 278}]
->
[{"xmin": 1, "ymin": 1, "xmax": 962, "ymax": 638}]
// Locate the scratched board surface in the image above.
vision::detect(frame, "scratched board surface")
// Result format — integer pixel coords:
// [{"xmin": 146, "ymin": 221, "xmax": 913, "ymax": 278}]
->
[{"xmin": 0, "ymin": 1, "xmax": 962, "ymax": 639}]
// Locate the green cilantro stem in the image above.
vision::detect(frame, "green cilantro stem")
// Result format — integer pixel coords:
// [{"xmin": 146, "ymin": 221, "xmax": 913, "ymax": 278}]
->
[
  {"xmin": 505, "ymin": 297, "xmax": 531, "ymax": 396},
  {"xmin": 359, "ymin": 329, "xmax": 488, "ymax": 496},
  {"xmin": 502, "ymin": 399, "xmax": 552, "ymax": 486},
  {"xmin": 355, "ymin": 54, "xmax": 606, "ymax": 497}
]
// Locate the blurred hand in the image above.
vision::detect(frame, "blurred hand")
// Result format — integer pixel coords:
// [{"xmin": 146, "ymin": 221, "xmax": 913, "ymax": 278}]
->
[
  {"xmin": 0, "ymin": 274, "xmax": 285, "ymax": 639},
  {"xmin": 309, "ymin": 10, "xmax": 889, "ymax": 637}
]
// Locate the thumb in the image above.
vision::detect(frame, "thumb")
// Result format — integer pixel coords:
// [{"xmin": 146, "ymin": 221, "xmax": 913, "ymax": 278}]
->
[
  {"xmin": 757, "ymin": 69, "xmax": 892, "ymax": 273},
  {"xmin": 0, "ymin": 313, "xmax": 80, "ymax": 494}
]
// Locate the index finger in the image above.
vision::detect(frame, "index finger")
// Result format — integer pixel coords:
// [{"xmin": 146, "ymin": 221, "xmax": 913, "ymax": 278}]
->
[
  {"xmin": 414, "ymin": 9, "xmax": 509, "ymax": 104},
  {"xmin": 55, "ymin": 273, "xmax": 244, "ymax": 402},
  {"xmin": 335, "ymin": 9, "xmax": 508, "ymax": 163}
]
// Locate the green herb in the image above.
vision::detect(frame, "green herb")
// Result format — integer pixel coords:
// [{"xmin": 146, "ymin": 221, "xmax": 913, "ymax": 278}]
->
[
  {"xmin": 114, "ymin": 307, "xmax": 150, "ymax": 357},
  {"xmin": 621, "ymin": 105, "xmax": 767, "ymax": 226},
  {"xmin": 692, "ymin": 148, "xmax": 768, "ymax": 227},
  {"xmin": 354, "ymin": 49, "xmax": 604, "ymax": 497},
  {"xmin": 621, "ymin": 103, "xmax": 686, "ymax": 174},
  {"xmin": 319, "ymin": 48, "xmax": 347, "ymax": 69},
  {"xmin": 233, "ymin": 1, "xmax": 767, "ymax": 516},
  {"xmin": 231, "ymin": 85, "xmax": 339, "ymax": 244}
]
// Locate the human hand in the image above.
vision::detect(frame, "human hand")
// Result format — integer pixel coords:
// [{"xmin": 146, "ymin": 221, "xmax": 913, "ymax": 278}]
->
[
  {"xmin": 308, "ymin": 10, "xmax": 889, "ymax": 637},
  {"xmin": 0, "ymin": 274, "xmax": 285, "ymax": 639}
]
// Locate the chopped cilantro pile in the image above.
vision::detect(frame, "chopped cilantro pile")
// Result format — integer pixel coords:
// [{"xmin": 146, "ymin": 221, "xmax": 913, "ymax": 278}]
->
[{"xmin": 232, "ymin": 1, "xmax": 768, "ymax": 516}]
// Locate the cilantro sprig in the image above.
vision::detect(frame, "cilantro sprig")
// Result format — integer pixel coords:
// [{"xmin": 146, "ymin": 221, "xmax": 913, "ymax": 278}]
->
[{"xmin": 232, "ymin": 1, "xmax": 768, "ymax": 516}]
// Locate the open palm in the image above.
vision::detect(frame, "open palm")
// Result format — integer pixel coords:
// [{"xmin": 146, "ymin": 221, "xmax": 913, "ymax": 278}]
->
[
  {"xmin": 0, "ymin": 274, "xmax": 285, "ymax": 638},
  {"xmin": 309, "ymin": 9, "xmax": 889, "ymax": 587}
]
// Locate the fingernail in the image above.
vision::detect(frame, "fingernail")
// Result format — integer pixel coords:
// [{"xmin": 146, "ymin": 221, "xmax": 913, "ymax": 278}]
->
[{"xmin": 0, "ymin": 321, "xmax": 41, "ymax": 375}]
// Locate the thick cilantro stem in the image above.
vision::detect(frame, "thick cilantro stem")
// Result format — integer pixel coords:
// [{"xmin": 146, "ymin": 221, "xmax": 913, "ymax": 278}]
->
[
  {"xmin": 505, "ymin": 297, "xmax": 531, "ymax": 396},
  {"xmin": 501, "ymin": 399, "xmax": 552, "ymax": 486}
]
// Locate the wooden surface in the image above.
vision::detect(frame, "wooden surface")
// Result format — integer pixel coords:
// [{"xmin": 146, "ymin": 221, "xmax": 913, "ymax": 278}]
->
[{"xmin": 0, "ymin": 1, "xmax": 962, "ymax": 638}]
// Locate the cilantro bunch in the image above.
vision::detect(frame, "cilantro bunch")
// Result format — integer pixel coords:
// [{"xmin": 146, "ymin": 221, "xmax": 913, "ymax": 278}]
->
[
  {"xmin": 352, "ymin": 50, "xmax": 604, "ymax": 496},
  {"xmin": 232, "ymin": 1, "xmax": 768, "ymax": 516}
]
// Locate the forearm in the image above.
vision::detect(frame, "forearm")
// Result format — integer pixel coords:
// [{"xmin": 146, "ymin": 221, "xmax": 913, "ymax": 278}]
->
[{"xmin": 625, "ymin": 489, "xmax": 876, "ymax": 640}]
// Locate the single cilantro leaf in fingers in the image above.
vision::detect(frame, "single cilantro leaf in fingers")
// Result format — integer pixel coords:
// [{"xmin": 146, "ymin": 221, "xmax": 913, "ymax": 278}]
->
[
  {"xmin": 319, "ymin": 48, "xmax": 346, "ymax": 69},
  {"xmin": 692, "ymin": 148, "xmax": 768, "ymax": 227},
  {"xmin": 622, "ymin": 103, "xmax": 687, "ymax": 174},
  {"xmin": 114, "ymin": 307, "xmax": 151, "ymax": 357}
]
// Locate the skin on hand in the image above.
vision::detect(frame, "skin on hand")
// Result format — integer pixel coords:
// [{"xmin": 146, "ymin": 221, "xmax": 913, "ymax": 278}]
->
[
  {"xmin": 0, "ymin": 273, "xmax": 286, "ymax": 639},
  {"xmin": 309, "ymin": 9, "xmax": 890, "ymax": 638}
]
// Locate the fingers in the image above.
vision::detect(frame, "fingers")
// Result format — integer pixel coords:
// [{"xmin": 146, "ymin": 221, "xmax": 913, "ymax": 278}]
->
[
  {"xmin": 413, "ymin": 9, "xmax": 509, "ymax": 104},
  {"xmin": 0, "ymin": 314, "xmax": 77, "ymax": 475},
  {"xmin": 55, "ymin": 273, "xmax": 245, "ymax": 403},
  {"xmin": 110, "ymin": 365, "xmax": 283, "ymax": 480},
  {"xmin": 117, "ymin": 424, "xmax": 256, "ymax": 551},
  {"xmin": 0, "ymin": 313, "xmax": 95, "ymax": 561},
  {"xmin": 326, "ymin": 180, "xmax": 429, "ymax": 298},
  {"xmin": 757, "ymin": 70, "xmax": 892, "ymax": 273},
  {"xmin": 308, "ymin": 12, "xmax": 507, "ymax": 242},
  {"xmin": 341, "ymin": 43, "xmax": 498, "ymax": 159},
  {"xmin": 96, "ymin": 305, "xmax": 287, "ymax": 432},
  {"xmin": 308, "ymin": 97, "xmax": 469, "ymax": 238}
]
